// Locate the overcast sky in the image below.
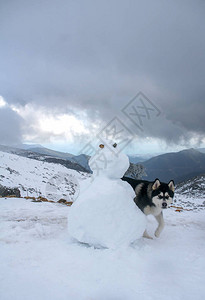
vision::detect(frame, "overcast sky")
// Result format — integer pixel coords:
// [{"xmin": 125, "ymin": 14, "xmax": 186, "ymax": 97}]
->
[{"xmin": 0, "ymin": 0, "xmax": 205, "ymax": 154}]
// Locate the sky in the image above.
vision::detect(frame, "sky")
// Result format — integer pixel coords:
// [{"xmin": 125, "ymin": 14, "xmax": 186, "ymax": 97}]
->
[{"xmin": 0, "ymin": 0, "xmax": 205, "ymax": 155}]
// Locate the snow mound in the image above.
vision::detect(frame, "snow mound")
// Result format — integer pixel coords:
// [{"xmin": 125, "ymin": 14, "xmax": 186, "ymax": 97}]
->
[
  {"xmin": 68, "ymin": 176, "xmax": 146, "ymax": 248},
  {"xmin": 89, "ymin": 146, "xmax": 130, "ymax": 179},
  {"xmin": 68, "ymin": 142, "xmax": 146, "ymax": 248}
]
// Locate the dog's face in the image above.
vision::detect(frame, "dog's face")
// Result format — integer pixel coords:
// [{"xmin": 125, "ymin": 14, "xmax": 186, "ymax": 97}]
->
[{"xmin": 151, "ymin": 179, "xmax": 175, "ymax": 209}]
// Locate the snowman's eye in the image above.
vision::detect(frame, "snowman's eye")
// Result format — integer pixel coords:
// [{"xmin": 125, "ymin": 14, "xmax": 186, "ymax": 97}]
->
[
  {"xmin": 99, "ymin": 144, "xmax": 104, "ymax": 148},
  {"xmin": 113, "ymin": 143, "xmax": 117, "ymax": 148}
]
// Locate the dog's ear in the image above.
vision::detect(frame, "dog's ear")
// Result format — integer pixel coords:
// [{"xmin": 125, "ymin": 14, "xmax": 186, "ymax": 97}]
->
[
  {"xmin": 168, "ymin": 180, "xmax": 175, "ymax": 192},
  {"xmin": 152, "ymin": 179, "xmax": 161, "ymax": 190}
]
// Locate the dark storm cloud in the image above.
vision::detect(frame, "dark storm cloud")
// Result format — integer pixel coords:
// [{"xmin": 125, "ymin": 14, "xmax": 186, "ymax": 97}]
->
[
  {"xmin": 0, "ymin": 106, "xmax": 24, "ymax": 145},
  {"xmin": 0, "ymin": 0, "xmax": 205, "ymax": 145}
]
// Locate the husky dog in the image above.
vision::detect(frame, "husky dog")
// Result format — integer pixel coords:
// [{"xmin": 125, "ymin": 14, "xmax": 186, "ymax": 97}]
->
[{"xmin": 122, "ymin": 177, "xmax": 175, "ymax": 238}]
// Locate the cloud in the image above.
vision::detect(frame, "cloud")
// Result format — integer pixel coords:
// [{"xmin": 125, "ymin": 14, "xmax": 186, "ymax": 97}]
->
[
  {"xmin": 0, "ymin": 104, "xmax": 24, "ymax": 145},
  {"xmin": 0, "ymin": 0, "xmax": 205, "ymax": 149}
]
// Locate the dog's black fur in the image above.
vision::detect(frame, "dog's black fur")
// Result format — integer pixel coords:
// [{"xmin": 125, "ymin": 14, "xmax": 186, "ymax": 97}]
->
[{"xmin": 121, "ymin": 176, "xmax": 175, "ymax": 238}]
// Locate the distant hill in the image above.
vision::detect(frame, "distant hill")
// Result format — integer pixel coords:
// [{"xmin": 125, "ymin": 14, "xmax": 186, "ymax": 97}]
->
[
  {"xmin": 0, "ymin": 150, "xmax": 88, "ymax": 201},
  {"xmin": 0, "ymin": 145, "xmax": 89, "ymax": 173},
  {"xmin": 197, "ymin": 148, "xmax": 205, "ymax": 154},
  {"xmin": 14, "ymin": 144, "xmax": 74, "ymax": 159},
  {"xmin": 175, "ymin": 173, "xmax": 205, "ymax": 211},
  {"xmin": 24, "ymin": 146, "xmax": 74, "ymax": 159},
  {"xmin": 128, "ymin": 155, "xmax": 153, "ymax": 164},
  {"xmin": 15, "ymin": 143, "xmax": 45, "ymax": 150},
  {"xmin": 142, "ymin": 148, "xmax": 205, "ymax": 183},
  {"xmin": 15, "ymin": 144, "xmax": 91, "ymax": 171},
  {"xmin": 176, "ymin": 173, "xmax": 205, "ymax": 198}
]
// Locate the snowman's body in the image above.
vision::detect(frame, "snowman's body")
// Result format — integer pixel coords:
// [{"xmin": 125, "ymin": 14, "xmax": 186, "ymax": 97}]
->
[{"xmin": 68, "ymin": 143, "xmax": 146, "ymax": 248}]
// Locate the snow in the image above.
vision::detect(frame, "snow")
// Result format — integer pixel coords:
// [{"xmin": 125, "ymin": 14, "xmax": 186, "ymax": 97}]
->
[
  {"xmin": 68, "ymin": 176, "xmax": 146, "ymax": 248},
  {"xmin": 89, "ymin": 145, "xmax": 130, "ymax": 179},
  {"xmin": 1, "ymin": 197, "xmax": 205, "ymax": 300},
  {"xmin": 68, "ymin": 145, "xmax": 146, "ymax": 248},
  {"xmin": 1, "ymin": 147, "xmax": 205, "ymax": 299},
  {"xmin": 0, "ymin": 151, "xmax": 86, "ymax": 201}
]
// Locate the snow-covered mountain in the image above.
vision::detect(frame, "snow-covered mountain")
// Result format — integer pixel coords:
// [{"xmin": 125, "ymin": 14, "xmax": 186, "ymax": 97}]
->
[
  {"xmin": 174, "ymin": 174, "xmax": 205, "ymax": 211},
  {"xmin": 0, "ymin": 144, "xmax": 89, "ymax": 173},
  {"xmin": 176, "ymin": 173, "xmax": 205, "ymax": 198},
  {"xmin": 15, "ymin": 144, "xmax": 74, "ymax": 158},
  {"xmin": 0, "ymin": 151, "xmax": 89, "ymax": 201},
  {"xmin": 15, "ymin": 144, "xmax": 92, "ymax": 171}
]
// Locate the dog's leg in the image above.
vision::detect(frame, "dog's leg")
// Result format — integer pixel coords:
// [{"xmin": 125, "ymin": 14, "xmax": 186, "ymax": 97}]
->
[
  {"xmin": 154, "ymin": 212, "xmax": 165, "ymax": 237},
  {"xmin": 143, "ymin": 230, "xmax": 153, "ymax": 239}
]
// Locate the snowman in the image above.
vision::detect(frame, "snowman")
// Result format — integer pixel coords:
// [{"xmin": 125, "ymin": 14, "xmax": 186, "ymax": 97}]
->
[{"xmin": 67, "ymin": 141, "xmax": 146, "ymax": 248}]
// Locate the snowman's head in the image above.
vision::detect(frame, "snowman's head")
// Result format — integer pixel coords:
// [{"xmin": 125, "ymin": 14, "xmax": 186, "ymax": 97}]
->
[{"xmin": 89, "ymin": 141, "xmax": 130, "ymax": 179}]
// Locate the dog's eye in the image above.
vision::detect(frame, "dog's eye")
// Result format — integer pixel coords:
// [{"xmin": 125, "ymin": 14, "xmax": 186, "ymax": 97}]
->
[
  {"xmin": 158, "ymin": 195, "xmax": 163, "ymax": 199},
  {"xmin": 165, "ymin": 196, "xmax": 169, "ymax": 200}
]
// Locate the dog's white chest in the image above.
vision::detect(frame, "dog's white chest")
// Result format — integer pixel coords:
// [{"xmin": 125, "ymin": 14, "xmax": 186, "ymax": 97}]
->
[{"xmin": 144, "ymin": 205, "xmax": 161, "ymax": 216}]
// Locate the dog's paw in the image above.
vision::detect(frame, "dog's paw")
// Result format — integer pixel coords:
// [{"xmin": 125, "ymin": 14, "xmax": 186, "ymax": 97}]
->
[
  {"xmin": 143, "ymin": 230, "xmax": 153, "ymax": 239},
  {"xmin": 154, "ymin": 230, "xmax": 160, "ymax": 238}
]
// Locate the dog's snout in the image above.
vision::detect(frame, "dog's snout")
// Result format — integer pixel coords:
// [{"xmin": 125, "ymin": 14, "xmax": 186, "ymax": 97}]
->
[{"xmin": 162, "ymin": 202, "xmax": 167, "ymax": 208}]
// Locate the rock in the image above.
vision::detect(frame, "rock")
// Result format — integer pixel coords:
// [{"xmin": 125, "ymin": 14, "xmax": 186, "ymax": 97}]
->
[
  {"xmin": 0, "ymin": 184, "xmax": 21, "ymax": 198},
  {"xmin": 37, "ymin": 197, "xmax": 49, "ymax": 202},
  {"xmin": 58, "ymin": 199, "xmax": 67, "ymax": 203},
  {"xmin": 58, "ymin": 199, "xmax": 73, "ymax": 206},
  {"xmin": 65, "ymin": 201, "xmax": 73, "ymax": 206}
]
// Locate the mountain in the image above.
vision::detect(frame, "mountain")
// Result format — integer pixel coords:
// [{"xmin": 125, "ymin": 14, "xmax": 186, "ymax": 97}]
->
[
  {"xmin": 0, "ymin": 145, "xmax": 89, "ymax": 173},
  {"xmin": 14, "ymin": 143, "xmax": 76, "ymax": 159},
  {"xmin": 15, "ymin": 144, "xmax": 92, "ymax": 171},
  {"xmin": 175, "ymin": 174, "xmax": 205, "ymax": 211},
  {"xmin": 19, "ymin": 144, "xmax": 154, "ymax": 167},
  {"xmin": 15, "ymin": 143, "xmax": 45, "ymax": 150},
  {"xmin": 0, "ymin": 150, "xmax": 89, "ymax": 201},
  {"xmin": 20, "ymin": 145, "xmax": 74, "ymax": 159},
  {"xmin": 128, "ymin": 155, "xmax": 150, "ymax": 164},
  {"xmin": 72, "ymin": 154, "xmax": 91, "ymax": 172},
  {"xmin": 142, "ymin": 148, "xmax": 205, "ymax": 183},
  {"xmin": 176, "ymin": 173, "xmax": 205, "ymax": 198},
  {"xmin": 197, "ymin": 148, "xmax": 205, "ymax": 154}
]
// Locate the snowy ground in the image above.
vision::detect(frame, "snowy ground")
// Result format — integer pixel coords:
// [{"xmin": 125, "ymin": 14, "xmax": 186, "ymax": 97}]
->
[
  {"xmin": 0, "ymin": 151, "xmax": 88, "ymax": 201},
  {"xmin": 1, "ymin": 197, "xmax": 205, "ymax": 300}
]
